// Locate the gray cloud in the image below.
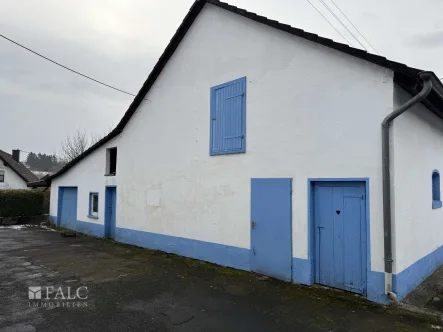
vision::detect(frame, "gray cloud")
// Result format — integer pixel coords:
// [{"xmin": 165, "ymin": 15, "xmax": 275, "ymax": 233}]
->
[
  {"xmin": 407, "ymin": 30, "xmax": 443, "ymax": 48},
  {"xmin": 0, "ymin": 22, "xmax": 159, "ymax": 155},
  {"xmin": 0, "ymin": 0, "xmax": 442, "ymax": 157}
]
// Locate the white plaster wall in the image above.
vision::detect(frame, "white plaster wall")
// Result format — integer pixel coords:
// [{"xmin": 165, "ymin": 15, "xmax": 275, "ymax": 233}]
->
[
  {"xmin": 50, "ymin": 4, "xmax": 393, "ymax": 272},
  {"xmin": 0, "ymin": 160, "xmax": 28, "ymax": 189},
  {"xmin": 49, "ymin": 137, "xmax": 120, "ymax": 224},
  {"xmin": 392, "ymin": 86, "xmax": 443, "ymax": 273}
]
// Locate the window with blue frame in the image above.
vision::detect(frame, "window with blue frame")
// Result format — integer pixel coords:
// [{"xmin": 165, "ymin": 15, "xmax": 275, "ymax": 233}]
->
[
  {"xmin": 89, "ymin": 193, "xmax": 99, "ymax": 218},
  {"xmin": 432, "ymin": 170, "xmax": 442, "ymax": 209},
  {"xmin": 210, "ymin": 77, "xmax": 246, "ymax": 155}
]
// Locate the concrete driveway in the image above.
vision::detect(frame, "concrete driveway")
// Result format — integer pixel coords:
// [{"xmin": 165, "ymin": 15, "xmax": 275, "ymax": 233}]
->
[{"xmin": 0, "ymin": 224, "xmax": 439, "ymax": 332}]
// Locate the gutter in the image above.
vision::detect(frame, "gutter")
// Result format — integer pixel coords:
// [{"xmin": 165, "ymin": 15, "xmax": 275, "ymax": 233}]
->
[{"xmin": 382, "ymin": 71, "xmax": 433, "ymax": 301}]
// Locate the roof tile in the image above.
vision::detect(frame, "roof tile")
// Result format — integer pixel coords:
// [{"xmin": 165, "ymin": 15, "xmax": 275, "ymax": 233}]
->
[
  {"xmin": 44, "ymin": 0, "xmax": 443, "ymax": 184},
  {"xmin": 0, "ymin": 150, "xmax": 39, "ymax": 183}
]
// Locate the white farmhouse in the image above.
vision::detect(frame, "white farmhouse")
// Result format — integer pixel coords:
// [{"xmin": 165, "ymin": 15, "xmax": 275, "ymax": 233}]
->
[
  {"xmin": 0, "ymin": 150, "xmax": 38, "ymax": 189},
  {"xmin": 33, "ymin": 0, "xmax": 443, "ymax": 304}
]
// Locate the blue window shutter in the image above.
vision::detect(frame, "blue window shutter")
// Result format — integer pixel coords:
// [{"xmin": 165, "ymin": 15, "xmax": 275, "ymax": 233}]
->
[{"xmin": 210, "ymin": 77, "xmax": 246, "ymax": 155}]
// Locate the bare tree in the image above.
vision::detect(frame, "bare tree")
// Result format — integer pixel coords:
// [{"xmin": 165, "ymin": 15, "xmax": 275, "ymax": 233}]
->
[{"xmin": 59, "ymin": 130, "xmax": 104, "ymax": 163}]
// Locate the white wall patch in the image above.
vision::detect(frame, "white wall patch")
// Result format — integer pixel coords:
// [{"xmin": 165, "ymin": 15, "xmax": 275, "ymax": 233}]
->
[{"xmin": 146, "ymin": 188, "xmax": 161, "ymax": 207}]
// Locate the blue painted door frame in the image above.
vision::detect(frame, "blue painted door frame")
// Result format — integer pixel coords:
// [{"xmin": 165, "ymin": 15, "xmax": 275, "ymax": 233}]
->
[
  {"xmin": 105, "ymin": 186, "xmax": 117, "ymax": 239},
  {"xmin": 250, "ymin": 178, "xmax": 292, "ymax": 281},
  {"xmin": 57, "ymin": 187, "xmax": 78, "ymax": 229},
  {"xmin": 308, "ymin": 179, "xmax": 369, "ymax": 295}
]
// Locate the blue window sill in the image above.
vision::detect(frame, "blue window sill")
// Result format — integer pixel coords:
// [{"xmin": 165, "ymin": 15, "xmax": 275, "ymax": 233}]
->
[
  {"xmin": 210, "ymin": 149, "xmax": 245, "ymax": 156},
  {"xmin": 87, "ymin": 215, "xmax": 99, "ymax": 219},
  {"xmin": 432, "ymin": 201, "xmax": 442, "ymax": 209}
]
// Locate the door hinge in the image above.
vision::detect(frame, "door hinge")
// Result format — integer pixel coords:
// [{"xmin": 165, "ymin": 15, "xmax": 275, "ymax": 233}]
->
[
  {"xmin": 225, "ymin": 134, "xmax": 244, "ymax": 139},
  {"xmin": 251, "ymin": 220, "xmax": 256, "ymax": 229}
]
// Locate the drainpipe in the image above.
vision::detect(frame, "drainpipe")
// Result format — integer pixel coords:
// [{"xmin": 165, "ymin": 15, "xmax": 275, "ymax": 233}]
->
[{"xmin": 382, "ymin": 71, "xmax": 433, "ymax": 301}]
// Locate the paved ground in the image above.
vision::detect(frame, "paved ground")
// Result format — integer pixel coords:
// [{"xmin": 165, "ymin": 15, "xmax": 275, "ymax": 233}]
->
[
  {"xmin": 404, "ymin": 266, "xmax": 443, "ymax": 314},
  {"xmin": 0, "ymin": 224, "xmax": 440, "ymax": 332}
]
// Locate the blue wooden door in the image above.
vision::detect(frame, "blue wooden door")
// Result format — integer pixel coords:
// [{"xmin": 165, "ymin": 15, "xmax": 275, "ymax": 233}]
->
[
  {"xmin": 314, "ymin": 182, "xmax": 366, "ymax": 294},
  {"xmin": 251, "ymin": 178, "xmax": 292, "ymax": 281},
  {"xmin": 58, "ymin": 187, "xmax": 78, "ymax": 230},
  {"xmin": 105, "ymin": 187, "xmax": 116, "ymax": 239}
]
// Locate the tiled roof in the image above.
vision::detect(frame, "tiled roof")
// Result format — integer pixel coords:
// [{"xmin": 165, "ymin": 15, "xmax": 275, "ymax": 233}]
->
[
  {"xmin": 0, "ymin": 150, "xmax": 39, "ymax": 183},
  {"xmin": 40, "ymin": 0, "xmax": 443, "ymax": 184}
]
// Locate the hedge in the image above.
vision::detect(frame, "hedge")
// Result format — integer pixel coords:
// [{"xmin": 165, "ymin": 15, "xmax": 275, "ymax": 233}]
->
[{"xmin": 0, "ymin": 190, "xmax": 44, "ymax": 218}]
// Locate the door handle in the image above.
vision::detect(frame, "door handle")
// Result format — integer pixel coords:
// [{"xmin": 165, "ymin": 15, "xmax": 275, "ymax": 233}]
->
[
  {"xmin": 252, "ymin": 246, "xmax": 256, "ymax": 255},
  {"xmin": 251, "ymin": 220, "xmax": 256, "ymax": 229}
]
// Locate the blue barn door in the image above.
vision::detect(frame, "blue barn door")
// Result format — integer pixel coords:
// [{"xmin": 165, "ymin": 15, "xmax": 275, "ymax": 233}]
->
[
  {"xmin": 58, "ymin": 187, "xmax": 78, "ymax": 230},
  {"xmin": 314, "ymin": 182, "xmax": 367, "ymax": 294},
  {"xmin": 105, "ymin": 187, "xmax": 117, "ymax": 239},
  {"xmin": 251, "ymin": 178, "xmax": 292, "ymax": 281}
]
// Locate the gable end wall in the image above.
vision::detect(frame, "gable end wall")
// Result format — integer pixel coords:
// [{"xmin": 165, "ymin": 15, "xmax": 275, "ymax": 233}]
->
[{"xmin": 49, "ymin": 3, "xmax": 395, "ymax": 300}]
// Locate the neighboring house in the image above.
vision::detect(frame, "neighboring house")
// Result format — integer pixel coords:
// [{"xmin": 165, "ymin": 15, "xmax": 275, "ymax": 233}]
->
[
  {"xmin": 32, "ymin": 0, "xmax": 443, "ymax": 304},
  {"xmin": 0, "ymin": 150, "xmax": 39, "ymax": 189}
]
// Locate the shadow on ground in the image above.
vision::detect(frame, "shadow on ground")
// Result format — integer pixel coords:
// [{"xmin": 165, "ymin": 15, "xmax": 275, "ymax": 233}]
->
[{"xmin": 0, "ymin": 224, "xmax": 440, "ymax": 331}]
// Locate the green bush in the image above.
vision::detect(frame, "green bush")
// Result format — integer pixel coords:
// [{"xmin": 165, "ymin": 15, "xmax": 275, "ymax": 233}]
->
[{"xmin": 0, "ymin": 190, "xmax": 44, "ymax": 218}]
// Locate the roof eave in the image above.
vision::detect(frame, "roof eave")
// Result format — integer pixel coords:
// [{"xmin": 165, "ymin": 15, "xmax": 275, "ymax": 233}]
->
[
  {"xmin": 0, "ymin": 156, "xmax": 32, "ymax": 184},
  {"xmin": 46, "ymin": 0, "xmax": 443, "ymax": 182},
  {"xmin": 27, "ymin": 180, "xmax": 50, "ymax": 188},
  {"xmin": 47, "ymin": 0, "xmax": 207, "ymax": 182}
]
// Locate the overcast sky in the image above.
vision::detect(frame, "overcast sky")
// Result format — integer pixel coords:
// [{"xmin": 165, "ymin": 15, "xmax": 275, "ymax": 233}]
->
[{"xmin": 1, "ymin": 0, "xmax": 442, "ymax": 158}]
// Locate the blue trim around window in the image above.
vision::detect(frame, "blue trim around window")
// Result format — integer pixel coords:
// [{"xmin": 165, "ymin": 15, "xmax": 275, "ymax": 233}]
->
[
  {"xmin": 209, "ymin": 77, "xmax": 246, "ymax": 156},
  {"xmin": 432, "ymin": 170, "xmax": 442, "ymax": 209},
  {"xmin": 88, "ymin": 192, "xmax": 99, "ymax": 219}
]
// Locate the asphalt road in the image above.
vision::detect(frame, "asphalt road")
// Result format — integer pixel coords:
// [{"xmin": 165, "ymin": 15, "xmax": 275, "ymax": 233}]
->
[{"xmin": 0, "ymin": 224, "xmax": 439, "ymax": 331}]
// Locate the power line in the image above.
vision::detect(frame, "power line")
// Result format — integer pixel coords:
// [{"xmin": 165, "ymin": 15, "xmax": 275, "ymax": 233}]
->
[
  {"xmin": 0, "ymin": 33, "xmax": 139, "ymax": 98},
  {"xmin": 305, "ymin": 0, "xmax": 354, "ymax": 46},
  {"xmin": 317, "ymin": 0, "xmax": 367, "ymax": 51},
  {"xmin": 329, "ymin": 0, "xmax": 379, "ymax": 54}
]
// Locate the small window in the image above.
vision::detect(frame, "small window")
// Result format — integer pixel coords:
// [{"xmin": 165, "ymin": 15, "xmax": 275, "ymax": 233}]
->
[
  {"xmin": 210, "ymin": 77, "xmax": 246, "ymax": 155},
  {"xmin": 432, "ymin": 170, "xmax": 442, "ymax": 209},
  {"xmin": 0, "ymin": 170, "xmax": 4, "ymax": 183},
  {"xmin": 89, "ymin": 193, "xmax": 99, "ymax": 218},
  {"xmin": 106, "ymin": 147, "xmax": 117, "ymax": 176}
]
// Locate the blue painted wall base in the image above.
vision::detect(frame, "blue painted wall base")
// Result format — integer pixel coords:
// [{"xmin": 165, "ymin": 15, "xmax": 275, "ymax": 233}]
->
[
  {"xmin": 292, "ymin": 258, "xmax": 313, "ymax": 285},
  {"xmin": 49, "ymin": 216, "xmax": 104, "ymax": 238},
  {"xmin": 292, "ymin": 256, "xmax": 388, "ymax": 304},
  {"xmin": 115, "ymin": 227, "xmax": 251, "ymax": 271},
  {"xmin": 49, "ymin": 217, "xmax": 250, "ymax": 271},
  {"xmin": 367, "ymin": 271, "xmax": 388, "ymax": 304},
  {"xmin": 49, "ymin": 215, "xmax": 57, "ymax": 225},
  {"xmin": 393, "ymin": 246, "xmax": 443, "ymax": 300},
  {"xmin": 76, "ymin": 220, "xmax": 105, "ymax": 238},
  {"xmin": 49, "ymin": 216, "xmax": 443, "ymax": 305}
]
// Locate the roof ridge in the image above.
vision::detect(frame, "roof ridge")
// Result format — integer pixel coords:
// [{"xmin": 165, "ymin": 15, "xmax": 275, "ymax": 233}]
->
[
  {"xmin": 0, "ymin": 149, "xmax": 39, "ymax": 183},
  {"xmin": 41, "ymin": 0, "xmax": 441, "ymax": 184}
]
